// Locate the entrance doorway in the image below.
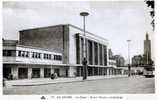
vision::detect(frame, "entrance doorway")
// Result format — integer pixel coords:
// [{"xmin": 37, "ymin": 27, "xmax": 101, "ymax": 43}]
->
[
  {"xmin": 44, "ymin": 68, "xmax": 51, "ymax": 78},
  {"xmin": 66, "ymin": 69, "xmax": 68, "ymax": 77},
  {"xmin": 18, "ymin": 68, "xmax": 28, "ymax": 79},
  {"xmin": 3, "ymin": 67, "xmax": 11, "ymax": 79},
  {"xmin": 32, "ymin": 68, "xmax": 40, "ymax": 78},
  {"xmin": 54, "ymin": 68, "xmax": 60, "ymax": 77}
]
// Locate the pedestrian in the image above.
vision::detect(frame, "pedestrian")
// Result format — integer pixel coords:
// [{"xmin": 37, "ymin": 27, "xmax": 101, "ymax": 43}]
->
[{"xmin": 51, "ymin": 73, "xmax": 55, "ymax": 79}]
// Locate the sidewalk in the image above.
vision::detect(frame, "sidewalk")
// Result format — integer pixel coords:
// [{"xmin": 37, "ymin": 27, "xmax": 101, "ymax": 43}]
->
[{"xmin": 5, "ymin": 75, "xmax": 128, "ymax": 87}]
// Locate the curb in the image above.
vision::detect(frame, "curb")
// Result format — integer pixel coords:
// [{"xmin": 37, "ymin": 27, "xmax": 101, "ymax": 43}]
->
[{"xmin": 12, "ymin": 76, "xmax": 128, "ymax": 86}]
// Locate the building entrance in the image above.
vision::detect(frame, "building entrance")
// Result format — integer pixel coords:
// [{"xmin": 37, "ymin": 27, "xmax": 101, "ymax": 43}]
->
[
  {"xmin": 66, "ymin": 69, "xmax": 68, "ymax": 77},
  {"xmin": 3, "ymin": 67, "xmax": 11, "ymax": 79},
  {"xmin": 18, "ymin": 68, "xmax": 28, "ymax": 79},
  {"xmin": 32, "ymin": 68, "xmax": 40, "ymax": 78},
  {"xmin": 44, "ymin": 68, "xmax": 51, "ymax": 78}
]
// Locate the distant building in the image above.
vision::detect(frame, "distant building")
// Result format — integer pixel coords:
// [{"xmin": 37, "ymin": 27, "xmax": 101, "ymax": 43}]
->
[
  {"xmin": 108, "ymin": 49, "xmax": 113, "ymax": 59},
  {"xmin": 108, "ymin": 49, "xmax": 125, "ymax": 67},
  {"xmin": 113, "ymin": 55, "xmax": 125, "ymax": 67},
  {"xmin": 132, "ymin": 55, "xmax": 143, "ymax": 67},
  {"xmin": 143, "ymin": 33, "xmax": 152, "ymax": 65},
  {"xmin": 108, "ymin": 59, "xmax": 116, "ymax": 67},
  {"xmin": 108, "ymin": 49, "xmax": 116, "ymax": 67},
  {"xmin": 131, "ymin": 33, "xmax": 153, "ymax": 67}
]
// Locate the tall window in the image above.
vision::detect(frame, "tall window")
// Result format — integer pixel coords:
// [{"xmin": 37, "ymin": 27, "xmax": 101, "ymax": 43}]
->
[
  {"xmin": 94, "ymin": 42, "xmax": 98, "ymax": 65},
  {"xmin": 75, "ymin": 34, "xmax": 80, "ymax": 64},
  {"xmin": 104, "ymin": 45, "xmax": 107, "ymax": 66},
  {"xmin": 88, "ymin": 40, "xmax": 93, "ymax": 65},
  {"xmin": 99, "ymin": 44, "xmax": 103, "ymax": 65}
]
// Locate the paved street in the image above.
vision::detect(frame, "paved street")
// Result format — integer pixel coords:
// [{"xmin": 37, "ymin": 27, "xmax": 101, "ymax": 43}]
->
[{"xmin": 3, "ymin": 76, "xmax": 155, "ymax": 94}]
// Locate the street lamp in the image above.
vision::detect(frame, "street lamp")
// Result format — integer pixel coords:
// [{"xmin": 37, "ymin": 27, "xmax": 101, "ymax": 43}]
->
[
  {"xmin": 127, "ymin": 40, "xmax": 131, "ymax": 77},
  {"xmin": 80, "ymin": 12, "xmax": 89, "ymax": 80}
]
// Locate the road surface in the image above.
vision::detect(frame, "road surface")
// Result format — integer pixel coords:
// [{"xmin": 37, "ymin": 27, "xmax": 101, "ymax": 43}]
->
[{"xmin": 3, "ymin": 76, "xmax": 155, "ymax": 94}]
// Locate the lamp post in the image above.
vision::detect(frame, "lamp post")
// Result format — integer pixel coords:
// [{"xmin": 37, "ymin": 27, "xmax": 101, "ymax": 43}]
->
[
  {"xmin": 80, "ymin": 12, "xmax": 89, "ymax": 80},
  {"xmin": 127, "ymin": 40, "xmax": 131, "ymax": 77}
]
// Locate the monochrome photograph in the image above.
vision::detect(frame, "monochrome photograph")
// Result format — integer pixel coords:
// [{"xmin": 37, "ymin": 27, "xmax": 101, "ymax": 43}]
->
[{"xmin": 2, "ymin": 0, "xmax": 155, "ymax": 95}]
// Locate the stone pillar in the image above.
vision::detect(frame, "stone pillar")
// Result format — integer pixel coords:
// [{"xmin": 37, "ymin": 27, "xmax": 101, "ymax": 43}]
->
[
  {"xmin": 11, "ymin": 67, "xmax": 18, "ymax": 80},
  {"xmin": 40, "ymin": 67, "xmax": 44, "ymax": 78},
  {"xmin": 92, "ymin": 41, "xmax": 95, "ymax": 65},
  {"xmin": 28, "ymin": 67, "xmax": 32, "ymax": 79}
]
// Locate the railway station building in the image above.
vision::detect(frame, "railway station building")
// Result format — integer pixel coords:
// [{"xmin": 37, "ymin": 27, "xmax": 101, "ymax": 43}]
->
[{"xmin": 3, "ymin": 24, "xmax": 123, "ymax": 80}]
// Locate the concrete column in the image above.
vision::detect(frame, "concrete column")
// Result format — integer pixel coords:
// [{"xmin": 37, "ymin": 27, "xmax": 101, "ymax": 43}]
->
[
  {"xmin": 97, "ymin": 43, "xmax": 100, "ymax": 65},
  {"xmin": 79, "ymin": 67, "xmax": 82, "ymax": 76},
  {"xmin": 40, "ymin": 67, "xmax": 44, "ymax": 78},
  {"xmin": 16, "ymin": 50, "xmax": 18, "ymax": 57},
  {"xmin": 107, "ymin": 68, "xmax": 110, "ymax": 75},
  {"xmin": 51, "ymin": 66, "xmax": 54, "ymax": 74},
  {"xmin": 110, "ymin": 69, "xmax": 112, "ymax": 75},
  {"xmin": 92, "ymin": 41, "xmax": 95, "ymax": 65},
  {"xmin": 68, "ymin": 66, "xmax": 76, "ymax": 77},
  {"xmin": 28, "ymin": 67, "xmax": 32, "ymax": 79},
  {"xmin": 121, "ymin": 69, "xmax": 124, "ymax": 75},
  {"xmin": 11, "ymin": 67, "xmax": 18, "ymax": 80}
]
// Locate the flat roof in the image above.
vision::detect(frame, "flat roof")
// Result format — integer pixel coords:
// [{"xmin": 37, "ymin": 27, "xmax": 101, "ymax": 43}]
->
[{"xmin": 20, "ymin": 24, "xmax": 108, "ymax": 42}]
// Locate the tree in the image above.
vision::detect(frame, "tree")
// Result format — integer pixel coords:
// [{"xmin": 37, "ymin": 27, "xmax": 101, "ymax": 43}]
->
[{"xmin": 145, "ymin": 0, "xmax": 155, "ymax": 30}]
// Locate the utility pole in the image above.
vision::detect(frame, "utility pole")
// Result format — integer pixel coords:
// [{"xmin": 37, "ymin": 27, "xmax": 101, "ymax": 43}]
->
[
  {"xmin": 127, "ymin": 40, "xmax": 131, "ymax": 77},
  {"xmin": 80, "ymin": 12, "xmax": 89, "ymax": 80}
]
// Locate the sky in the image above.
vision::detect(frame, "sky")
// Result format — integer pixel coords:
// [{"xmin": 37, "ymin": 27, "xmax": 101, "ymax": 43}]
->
[{"xmin": 2, "ymin": 1, "xmax": 154, "ymax": 61}]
